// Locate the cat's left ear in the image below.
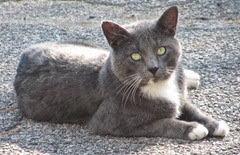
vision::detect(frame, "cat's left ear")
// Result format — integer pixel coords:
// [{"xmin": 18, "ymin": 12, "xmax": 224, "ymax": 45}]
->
[
  {"xmin": 156, "ymin": 6, "xmax": 178, "ymax": 36},
  {"xmin": 102, "ymin": 21, "xmax": 131, "ymax": 48}
]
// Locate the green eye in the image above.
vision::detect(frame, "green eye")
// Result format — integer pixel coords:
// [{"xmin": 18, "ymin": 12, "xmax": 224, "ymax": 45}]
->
[
  {"xmin": 131, "ymin": 53, "xmax": 142, "ymax": 61},
  {"xmin": 157, "ymin": 47, "xmax": 166, "ymax": 56}
]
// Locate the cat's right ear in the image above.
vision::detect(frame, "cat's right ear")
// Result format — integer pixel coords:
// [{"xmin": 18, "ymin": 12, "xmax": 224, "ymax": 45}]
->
[{"xmin": 102, "ymin": 21, "xmax": 131, "ymax": 48}]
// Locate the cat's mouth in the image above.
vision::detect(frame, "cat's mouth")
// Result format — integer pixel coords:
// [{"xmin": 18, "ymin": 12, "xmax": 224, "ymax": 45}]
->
[
  {"xmin": 152, "ymin": 78, "xmax": 161, "ymax": 83},
  {"xmin": 141, "ymin": 73, "xmax": 171, "ymax": 86},
  {"xmin": 150, "ymin": 77, "xmax": 166, "ymax": 83},
  {"xmin": 140, "ymin": 77, "xmax": 159, "ymax": 86}
]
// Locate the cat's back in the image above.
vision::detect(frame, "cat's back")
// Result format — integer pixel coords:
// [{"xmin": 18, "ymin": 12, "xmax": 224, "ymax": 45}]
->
[
  {"xmin": 14, "ymin": 42, "xmax": 108, "ymax": 123},
  {"xmin": 17, "ymin": 42, "xmax": 108, "ymax": 74}
]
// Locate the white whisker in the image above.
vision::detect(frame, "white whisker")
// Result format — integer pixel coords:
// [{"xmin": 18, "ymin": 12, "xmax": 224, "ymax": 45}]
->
[
  {"xmin": 131, "ymin": 78, "xmax": 142, "ymax": 105},
  {"xmin": 122, "ymin": 76, "xmax": 140, "ymax": 106},
  {"xmin": 115, "ymin": 73, "xmax": 140, "ymax": 95},
  {"xmin": 115, "ymin": 73, "xmax": 143, "ymax": 106},
  {"xmin": 116, "ymin": 76, "xmax": 140, "ymax": 96}
]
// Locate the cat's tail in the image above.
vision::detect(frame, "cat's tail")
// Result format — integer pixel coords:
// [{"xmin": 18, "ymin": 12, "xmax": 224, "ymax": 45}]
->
[{"xmin": 184, "ymin": 69, "xmax": 200, "ymax": 89}]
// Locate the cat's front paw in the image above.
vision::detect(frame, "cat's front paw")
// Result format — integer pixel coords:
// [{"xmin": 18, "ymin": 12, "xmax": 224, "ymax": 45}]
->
[
  {"xmin": 188, "ymin": 124, "xmax": 208, "ymax": 140},
  {"xmin": 212, "ymin": 120, "xmax": 229, "ymax": 137}
]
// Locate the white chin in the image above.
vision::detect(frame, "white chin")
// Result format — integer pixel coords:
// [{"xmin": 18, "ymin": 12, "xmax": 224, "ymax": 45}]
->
[{"xmin": 148, "ymin": 78, "xmax": 155, "ymax": 84}]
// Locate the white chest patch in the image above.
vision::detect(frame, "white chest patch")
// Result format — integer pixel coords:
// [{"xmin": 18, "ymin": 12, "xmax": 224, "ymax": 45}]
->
[{"xmin": 140, "ymin": 72, "xmax": 181, "ymax": 117}]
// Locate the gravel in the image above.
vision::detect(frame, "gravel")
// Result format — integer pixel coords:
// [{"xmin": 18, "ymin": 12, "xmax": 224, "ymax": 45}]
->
[{"xmin": 0, "ymin": 0, "xmax": 239, "ymax": 154}]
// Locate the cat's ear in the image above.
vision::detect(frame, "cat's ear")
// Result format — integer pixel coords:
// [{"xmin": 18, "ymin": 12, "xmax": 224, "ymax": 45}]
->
[
  {"xmin": 156, "ymin": 6, "xmax": 178, "ymax": 36},
  {"xmin": 102, "ymin": 21, "xmax": 131, "ymax": 48}
]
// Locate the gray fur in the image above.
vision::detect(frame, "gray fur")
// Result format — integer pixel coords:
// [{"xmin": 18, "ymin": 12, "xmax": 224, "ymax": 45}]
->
[
  {"xmin": 14, "ymin": 6, "xmax": 227, "ymax": 140},
  {"xmin": 15, "ymin": 42, "xmax": 108, "ymax": 124}
]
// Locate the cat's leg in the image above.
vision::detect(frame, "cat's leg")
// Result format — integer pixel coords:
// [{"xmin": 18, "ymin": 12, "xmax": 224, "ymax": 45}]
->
[
  {"xmin": 90, "ymin": 101, "xmax": 208, "ymax": 140},
  {"xmin": 184, "ymin": 69, "xmax": 200, "ymax": 89},
  {"xmin": 90, "ymin": 112, "xmax": 208, "ymax": 140},
  {"xmin": 180, "ymin": 101, "xmax": 229, "ymax": 137},
  {"xmin": 129, "ymin": 118, "xmax": 209, "ymax": 140}
]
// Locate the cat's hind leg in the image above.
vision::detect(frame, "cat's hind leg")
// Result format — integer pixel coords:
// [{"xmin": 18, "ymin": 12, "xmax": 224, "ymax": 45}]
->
[{"xmin": 184, "ymin": 69, "xmax": 200, "ymax": 89}]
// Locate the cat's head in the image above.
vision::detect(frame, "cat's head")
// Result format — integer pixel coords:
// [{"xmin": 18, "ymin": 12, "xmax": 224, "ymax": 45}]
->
[{"xmin": 102, "ymin": 6, "xmax": 181, "ymax": 86}]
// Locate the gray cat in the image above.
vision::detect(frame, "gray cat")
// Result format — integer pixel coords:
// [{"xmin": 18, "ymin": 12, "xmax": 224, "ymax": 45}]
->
[{"xmin": 14, "ymin": 6, "xmax": 229, "ymax": 140}]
